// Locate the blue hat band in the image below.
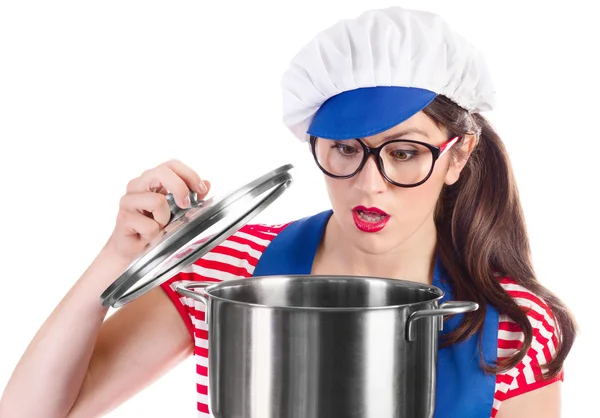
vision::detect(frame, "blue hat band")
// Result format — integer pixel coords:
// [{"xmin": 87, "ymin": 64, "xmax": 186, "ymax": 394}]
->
[{"xmin": 307, "ymin": 86, "xmax": 437, "ymax": 140}]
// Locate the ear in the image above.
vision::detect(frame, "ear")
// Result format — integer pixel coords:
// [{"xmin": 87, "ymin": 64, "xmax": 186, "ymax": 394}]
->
[{"xmin": 444, "ymin": 134, "xmax": 477, "ymax": 185}]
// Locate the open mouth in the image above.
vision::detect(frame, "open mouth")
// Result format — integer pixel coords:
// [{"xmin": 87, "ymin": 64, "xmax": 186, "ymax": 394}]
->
[
  {"xmin": 356, "ymin": 210, "xmax": 387, "ymax": 222},
  {"xmin": 352, "ymin": 206, "xmax": 390, "ymax": 233}
]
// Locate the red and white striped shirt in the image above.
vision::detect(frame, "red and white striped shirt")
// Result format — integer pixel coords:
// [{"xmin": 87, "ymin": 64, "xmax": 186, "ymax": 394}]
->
[{"xmin": 160, "ymin": 222, "xmax": 563, "ymax": 417}]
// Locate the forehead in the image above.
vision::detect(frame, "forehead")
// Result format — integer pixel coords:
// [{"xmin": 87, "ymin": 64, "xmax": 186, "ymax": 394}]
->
[{"xmin": 360, "ymin": 112, "xmax": 444, "ymax": 147}]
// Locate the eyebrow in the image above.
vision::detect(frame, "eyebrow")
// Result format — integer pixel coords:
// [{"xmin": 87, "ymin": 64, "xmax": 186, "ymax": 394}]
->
[
  {"xmin": 356, "ymin": 127, "xmax": 431, "ymax": 145},
  {"xmin": 382, "ymin": 127, "xmax": 431, "ymax": 140}
]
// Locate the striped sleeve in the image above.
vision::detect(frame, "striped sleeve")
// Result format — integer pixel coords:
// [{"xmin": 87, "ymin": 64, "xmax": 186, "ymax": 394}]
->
[
  {"xmin": 160, "ymin": 222, "xmax": 290, "ymax": 339},
  {"xmin": 491, "ymin": 277, "xmax": 563, "ymax": 417}
]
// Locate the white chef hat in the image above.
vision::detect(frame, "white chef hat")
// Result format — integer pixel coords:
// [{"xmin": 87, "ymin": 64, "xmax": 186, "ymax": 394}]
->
[{"xmin": 281, "ymin": 6, "xmax": 496, "ymax": 142}]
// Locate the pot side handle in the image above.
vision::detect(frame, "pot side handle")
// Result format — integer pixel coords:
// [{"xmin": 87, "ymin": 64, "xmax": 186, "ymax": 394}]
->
[
  {"xmin": 175, "ymin": 281, "xmax": 212, "ymax": 323},
  {"xmin": 406, "ymin": 301, "xmax": 479, "ymax": 342}
]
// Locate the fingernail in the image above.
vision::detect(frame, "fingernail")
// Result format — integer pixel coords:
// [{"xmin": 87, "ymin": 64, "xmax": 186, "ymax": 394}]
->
[
  {"xmin": 198, "ymin": 182, "xmax": 207, "ymax": 194},
  {"xmin": 183, "ymin": 195, "xmax": 191, "ymax": 207}
]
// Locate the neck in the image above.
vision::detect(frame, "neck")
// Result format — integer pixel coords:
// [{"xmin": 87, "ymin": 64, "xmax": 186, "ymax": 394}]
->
[{"xmin": 313, "ymin": 213, "xmax": 438, "ymax": 285}]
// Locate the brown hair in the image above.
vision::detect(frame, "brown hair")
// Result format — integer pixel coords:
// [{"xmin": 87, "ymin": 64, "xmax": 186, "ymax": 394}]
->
[{"xmin": 424, "ymin": 95, "xmax": 577, "ymax": 378}]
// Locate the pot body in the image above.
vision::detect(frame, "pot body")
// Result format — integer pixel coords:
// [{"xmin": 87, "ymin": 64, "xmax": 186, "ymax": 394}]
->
[{"xmin": 177, "ymin": 276, "xmax": 477, "ymax": 418}]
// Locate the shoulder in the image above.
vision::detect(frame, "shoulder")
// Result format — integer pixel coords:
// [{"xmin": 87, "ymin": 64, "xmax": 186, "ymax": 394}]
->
[
  {"xmin": 158, "ymin": 220, "xmax": 294, "ymax": 337},
  {"xmin": 497, "ymin": 276, "xmax": 560, "ymax": 363},
  {"xmin": 493, "ymin": 276, "xmax": 563, "ymax": 410}
]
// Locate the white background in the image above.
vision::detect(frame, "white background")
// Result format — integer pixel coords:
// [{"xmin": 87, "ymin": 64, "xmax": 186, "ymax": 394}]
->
[{"xmin": 0, "ymin": 0, "xmax": 598, "ymax": 416}]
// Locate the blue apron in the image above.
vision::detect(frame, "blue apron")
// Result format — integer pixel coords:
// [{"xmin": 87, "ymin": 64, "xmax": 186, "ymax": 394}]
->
[{"xmin": 253, "ymin": 210, "xmax": 499, "ymax": 418}]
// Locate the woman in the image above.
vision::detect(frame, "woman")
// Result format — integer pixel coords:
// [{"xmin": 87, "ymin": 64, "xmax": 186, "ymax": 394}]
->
[{"xmin": 0, "ymin": 6, "xmax": 576, "ymax": 418}]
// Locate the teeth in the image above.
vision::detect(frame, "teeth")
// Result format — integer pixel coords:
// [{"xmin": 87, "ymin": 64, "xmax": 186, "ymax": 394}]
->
[{"xmin": 358, "ymin": 210, "xmax": 386, "ymax": 222}]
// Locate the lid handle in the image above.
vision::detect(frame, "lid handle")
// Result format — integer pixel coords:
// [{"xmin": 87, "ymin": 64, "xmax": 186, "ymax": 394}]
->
[{"xmin": 166, "ymin": 191, "xmax": 202, "ymax": 223}]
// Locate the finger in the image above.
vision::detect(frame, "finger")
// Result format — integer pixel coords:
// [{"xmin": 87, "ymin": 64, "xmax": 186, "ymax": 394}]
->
[
  {"xmin": 119, "ymin": 192, "xmax": 171, "ymax": 228},
  {"xmin": 118, "ymin": 210, "xmax": 163, "ymax": 244},
  {"xmin": 148, "ymin": 184, "xmax": 168, "ymax": 195},
  {"xmin": 127, "ymin": 165, "xmax": 191, "ymax": 208},
  {"xmin": 164, "ymin": 159, "xmax": 209, "ymax": 198},
  {"xmin": 200, "ymin": 179, "xmax": 211, "ymax": 198}
]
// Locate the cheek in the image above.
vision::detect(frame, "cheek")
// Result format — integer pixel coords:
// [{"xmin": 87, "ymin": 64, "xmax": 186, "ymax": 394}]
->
[
  {"xmin": 392, "ymin": 162, "xmax": 448, "ymax": 223},
  {"xmin": 394, "ymin": 180, "xmax": 441, "ymax": 220}
]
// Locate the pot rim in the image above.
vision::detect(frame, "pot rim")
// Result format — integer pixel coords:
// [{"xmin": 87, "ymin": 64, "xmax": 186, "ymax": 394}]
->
[{"xmin": 194, "ymin": 274, "xmax": 446, "ymax": 312}]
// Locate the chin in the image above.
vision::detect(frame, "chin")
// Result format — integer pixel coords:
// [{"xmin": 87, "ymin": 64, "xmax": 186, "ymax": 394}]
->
[
  {"xmin": 354, "ymin": 239, "xmax": 397, "ymax": 256},
  {"xmin": 342, "ymin": 215, "xmax": 405, "ymax": 254}
]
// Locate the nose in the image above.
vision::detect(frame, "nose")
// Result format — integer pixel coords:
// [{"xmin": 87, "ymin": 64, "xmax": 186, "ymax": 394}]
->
[{"xmin": 353, "ymin": 155, "xmax": 388, "ymax": 194}]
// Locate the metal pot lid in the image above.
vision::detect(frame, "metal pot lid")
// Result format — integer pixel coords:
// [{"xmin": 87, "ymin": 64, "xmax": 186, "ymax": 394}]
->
[{"xmin": 100, "ymin": 164, "xmax": 294, "ymax": 308}]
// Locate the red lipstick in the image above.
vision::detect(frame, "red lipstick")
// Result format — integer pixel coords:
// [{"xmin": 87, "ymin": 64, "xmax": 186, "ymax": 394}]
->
[{"xmin": 352, "ymin": 206, "xmax": 390, "ymax": 233}]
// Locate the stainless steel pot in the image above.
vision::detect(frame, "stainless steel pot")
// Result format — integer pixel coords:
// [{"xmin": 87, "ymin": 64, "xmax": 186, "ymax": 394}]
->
[{"xmin": 176, "ymin": 275, "xmax": 478, "ymax": 418}]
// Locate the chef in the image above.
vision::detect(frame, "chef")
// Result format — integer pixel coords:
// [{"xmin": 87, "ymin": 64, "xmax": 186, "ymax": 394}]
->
[{"xmin": 0, "ymin": 6, "xmax": 574, "ymax": 418}]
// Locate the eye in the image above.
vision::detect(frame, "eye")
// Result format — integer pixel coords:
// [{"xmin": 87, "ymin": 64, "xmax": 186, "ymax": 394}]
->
[
  {"xmin": 332, "ymin": 143, "xmax": 360, "ymax": 156},
  {"xmin": 390, "ymin": 149, "xmax": 417, "ymax": 161}
]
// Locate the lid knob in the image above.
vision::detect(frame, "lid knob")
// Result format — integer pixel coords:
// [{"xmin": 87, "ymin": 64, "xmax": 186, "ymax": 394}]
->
[{"xmin": 166, "ymin": 191, "xmax": 201, "ymax": 222}]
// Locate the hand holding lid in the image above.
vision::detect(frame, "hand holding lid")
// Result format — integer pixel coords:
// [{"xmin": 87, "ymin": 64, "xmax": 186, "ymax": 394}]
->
[
  {"xmin": 102, "ymin": 159, "xmax": 212, "ymax": 264},
  {"xmin": 100, "ymin": 161, "xmax": 293, "ymax": 308}
]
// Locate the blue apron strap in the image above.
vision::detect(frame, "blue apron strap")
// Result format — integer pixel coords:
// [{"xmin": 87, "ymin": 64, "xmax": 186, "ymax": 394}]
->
[
  {"xmin": 432, "ymin": 256, "xmax": 499, "ymax": 418},
  {"xmin": 253, "ymin": 210, "xmax": 333, "ymax": 277}
]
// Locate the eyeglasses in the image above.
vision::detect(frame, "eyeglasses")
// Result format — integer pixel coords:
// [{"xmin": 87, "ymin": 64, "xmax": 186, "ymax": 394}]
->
[{"xmin": 310, "ymin": 135, "xmax": 461, "ymax": 188}]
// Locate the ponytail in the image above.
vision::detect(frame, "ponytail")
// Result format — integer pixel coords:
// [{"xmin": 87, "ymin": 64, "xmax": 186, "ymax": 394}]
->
[{"xmin": 425, "ymin": 97, "xmax": 577, "ymax": 377}]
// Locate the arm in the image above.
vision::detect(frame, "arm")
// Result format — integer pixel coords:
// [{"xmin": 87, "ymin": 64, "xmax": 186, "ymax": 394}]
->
[
  {"xmin": 0, "ymin": 160, "xmax": 209, "ymax": 418},
  {"xmin": 68, "ymin": 285, "xmax": 193, "ymax": 417},
  {"xmin": 0, "ymin": 247, "xmax": 192, "ymax": 418},
  {"xmin": 496, "ymin": 381, "xmax": 561, "ymax": 418}
]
